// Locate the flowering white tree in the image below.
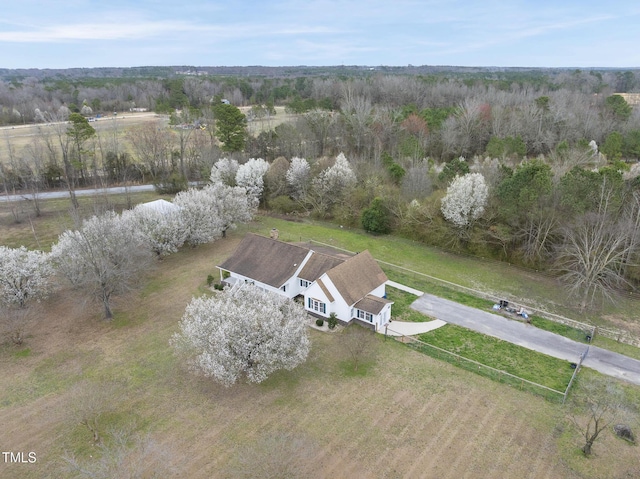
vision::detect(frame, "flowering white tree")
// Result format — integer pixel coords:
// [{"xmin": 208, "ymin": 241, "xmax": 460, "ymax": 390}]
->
[
  {"xmin": 121, "ymin": 205, "xmax": 186, "ymax": 257},
  {"xmin": 441, "ymin": 172, "xmax": 489, "ymax": 228},
  {"xmin": 174, "ymin": 187, "xmax": 224, "ymax": 246},
  {"xmin": 285, "ymin": 157, "xmax": 311, "ymax": 200},
  {"xmin": 321, "ymin": 152, "xmax": 357, "ymax": 191},
  {"xmin": 174, "ymin": 182, "xmax": 255, "ymax": 245},
  {"xmin": 51, "ymin": 212, "xmax": 154, "ymax": 320},
  {"xmin": 235, "ymin": 158, "xmax": 269, "ymax": 204},
  {"xmin": 210, "ymin": 182, "xmax": 255, "ymax": 237},
  {"xmin": 210, "ymin": 157, "xmax": 239, "ymax": 186},
  {"xmin": 0, "ymin": 246, "xmax": 53, "ymax": 308},
  {"xmin": 171, "ymin": 284, "xmax": 310, "ymax": 386},
  {"xmin": 309, "ymin": 152, "xmax": 357, "ymax": 214},
  {"xmin": 0, "ymin": 246, "xmax": 54, "ymax": 344}
]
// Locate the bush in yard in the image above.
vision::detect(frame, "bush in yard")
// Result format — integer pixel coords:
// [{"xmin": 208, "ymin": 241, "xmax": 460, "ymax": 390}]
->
[
  {"xmin": 361, "ymin": 197, "xmax": 392, "ymax": 234},
  {"xmin": 316, "ymin": 318, "xmax": 324, "ymax": 327},
  {"xmin": 328, "ymin": 313, "xmax": 338, "ymax": 330},
  {"xmin": 206, "ymin": 274, "xmax": 215, "ymax": 287}
]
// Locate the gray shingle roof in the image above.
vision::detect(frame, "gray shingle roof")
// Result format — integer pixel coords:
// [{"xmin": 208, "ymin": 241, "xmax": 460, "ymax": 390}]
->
[
  {"xmin": 298, "ymin": 252, "xmax": 344, "ymax": 282},
  {"xmin": 218, "ymin": 234, "xmax": 309, "ymax": 288},
  {"xmin": 354, "ymin": 294, "xmax": 393, "ymax": 314},
  {"xmin": 325, "ymin": 251, "xmax": 388, "ymax": 306}
]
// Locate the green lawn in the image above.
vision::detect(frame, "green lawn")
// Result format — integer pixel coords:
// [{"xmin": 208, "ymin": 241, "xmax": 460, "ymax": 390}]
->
[
  {"xmin": 386, "ymin": 286, "xmax": 431, "ymax": 322},
  {"xmin": 416, "ymin": 324, "xmax": 575, "ymax": 396},
  {"xmin": 530, "ymin": 316, "xmax": 591, "ymax": 344},
  {"xmin": 249, "ymin": 214, "xmax": 640, "ymax": 351}
]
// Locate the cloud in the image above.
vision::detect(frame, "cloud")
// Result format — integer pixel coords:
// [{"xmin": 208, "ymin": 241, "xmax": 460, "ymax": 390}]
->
[
  {"xmin": 0, "ymin": 21, "xmax": 202, "ymax": 42},
  {"xmin": 0, "ymin": 19, "xmax": 335, "ymax": 43}
]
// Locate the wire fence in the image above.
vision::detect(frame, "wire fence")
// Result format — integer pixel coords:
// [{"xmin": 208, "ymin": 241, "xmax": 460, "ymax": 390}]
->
[
  {"xmin": 563, "ymin": 347, "xmax": 589, "ymax": 404},
  {"xmin": 387, "ymin": 327, "xmax": 581, "ymax": 404}
]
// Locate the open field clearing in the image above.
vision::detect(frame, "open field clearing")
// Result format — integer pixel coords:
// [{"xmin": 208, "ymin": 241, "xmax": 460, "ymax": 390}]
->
[
  {"xmin": 0, "ymin": 107, "xmax": 297, "ymax": 166},
  {"xmin": 0, "ymin": 112, "xmax": 167, "ymax": 164},
  {"xmin": 241, "ymin": 105, "xmax": 298, "ymax": 136},
  {"xmin": 2, "ymin": 223, "xmax": 639, "ymax": 479}
]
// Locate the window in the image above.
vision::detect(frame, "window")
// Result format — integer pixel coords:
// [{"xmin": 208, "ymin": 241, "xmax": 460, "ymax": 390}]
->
[
  {"xmin": 307, "ymin": 297, "xmax": 326, "ymax": 314},
  {"xmin": 299, "ymin": 279, "xmax": 310, "ymax": 288},
  {"xmin": 356, "ymin": 309, "xmax": 373, "ymax": 322}
]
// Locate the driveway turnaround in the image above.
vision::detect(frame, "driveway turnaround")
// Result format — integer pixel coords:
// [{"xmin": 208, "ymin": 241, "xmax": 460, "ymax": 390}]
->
[
  {"xmin": 381, "ymin": 319, "xmax": 446, "ymax": 336},
  {"xmin": 411, "ymin": 294, "xmax": 640, "ymax": 386}
]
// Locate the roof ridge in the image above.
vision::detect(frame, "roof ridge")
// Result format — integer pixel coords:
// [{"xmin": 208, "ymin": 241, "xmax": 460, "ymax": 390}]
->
[{"xmin": 246, "ymin": 232, "xmax": 312, "ymax": 253}]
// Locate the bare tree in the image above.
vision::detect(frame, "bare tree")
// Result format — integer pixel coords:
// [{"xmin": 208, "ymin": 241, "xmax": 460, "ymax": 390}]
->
[
  {"xmin": 126, "ymin": 120, "xmax": 173, "ymax": 182},
  {"xmin": 338, "ymin": 324, "xmax": 379, "ymax": 372},
  {"xmin": 569, "ymin": 376, "xmax": 631, "ymax": 456},
  {"xmin": 68, "ymin": 381, "xmax": 123, "ymax": 444},
  {"xmin": 62, "ymin": 426, "xmax": 175, "ymax": 478},
  {"xmin": 556, "ymin": 186, "xmax": 638, "ymax": 310},
  {"xmin": 0, "ymin": 304, "xmax": 38, "ymax": 346},
  {"xmin": 44, "ymin": 111, "xmax": 80, "ymax": 210}
]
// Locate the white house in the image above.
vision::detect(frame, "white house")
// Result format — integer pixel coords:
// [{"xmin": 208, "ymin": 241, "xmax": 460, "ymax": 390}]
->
[{"xmin": 218, "ymin": 234, "xmax": 392, "ymax": 330}]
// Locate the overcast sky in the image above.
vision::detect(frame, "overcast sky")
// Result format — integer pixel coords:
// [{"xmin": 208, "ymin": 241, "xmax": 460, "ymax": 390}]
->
[{"xmin": 2, "ymin": 0, "xmax": 639, "ymax": 69}]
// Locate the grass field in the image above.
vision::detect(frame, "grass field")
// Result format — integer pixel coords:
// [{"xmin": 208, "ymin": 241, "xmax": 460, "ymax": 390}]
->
[
  {"xmin": 386, "ymin": 286, "xmax": 431, "ymax": 323},
  {"xmin": 418, "ymin": 325, "xmax": 574, "ymax": 392},
  {"xmin": 0, "ymin": 107, "xmax": 296, "ymax": 168},
  {"xmin": 0, "ymin": 112, "xmax": 165, "ymax": 165},
  {"xmin": 1, "ymin": 199, "xmax": 640, "ymax": 478}
]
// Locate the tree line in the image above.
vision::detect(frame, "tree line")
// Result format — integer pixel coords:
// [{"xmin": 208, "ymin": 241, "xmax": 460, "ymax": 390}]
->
[{"xmin": 3, "ymin": 70, "xmax": 640, "ymax": 308}]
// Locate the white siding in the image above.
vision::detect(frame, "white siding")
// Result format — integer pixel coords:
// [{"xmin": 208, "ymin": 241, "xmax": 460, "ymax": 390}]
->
[
  {"xmin": 225, "ymin": 271, "xmax": 292, "ymax": 298},
  {"xmin": 370, "ymin": 283, "xmax": 386, "ymax": 298},
  {"xmin": 303, "ymin": 281, "xmax": 332, "ymax": 318}
]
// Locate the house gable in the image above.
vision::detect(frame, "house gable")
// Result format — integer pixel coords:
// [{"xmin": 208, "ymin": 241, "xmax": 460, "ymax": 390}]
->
[
  {"xmin": 325, "ymin": 251, "xmax": 388, "ymax": 306},
  {"xmin": 298, "ymin": 253, "xmax": 343, "ymax": 282}
]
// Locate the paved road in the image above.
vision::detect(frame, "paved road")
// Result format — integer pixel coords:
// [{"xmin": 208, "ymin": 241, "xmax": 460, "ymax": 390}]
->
[
  {"xmin": 411, "ymin": 293, "xmax": 640, "ymax": 386},
  {"xmin": 0, "ymin": 185, "xmax": 157, "ymax": 202}
]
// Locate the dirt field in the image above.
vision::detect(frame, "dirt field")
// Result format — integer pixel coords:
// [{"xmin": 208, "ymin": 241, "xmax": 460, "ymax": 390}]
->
[{"xmin": 1, "ymin": 221, "xmax": 638, "ymax": 478}]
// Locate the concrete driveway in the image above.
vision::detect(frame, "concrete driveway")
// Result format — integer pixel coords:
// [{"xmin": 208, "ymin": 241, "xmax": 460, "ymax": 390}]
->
[
  {"xmin": 411, "ymin": 293, "xmax": 640, "ymax": 386},
  {"xmin": 381, "ymin": 319, "xmax": 446, "ymax": 336}
]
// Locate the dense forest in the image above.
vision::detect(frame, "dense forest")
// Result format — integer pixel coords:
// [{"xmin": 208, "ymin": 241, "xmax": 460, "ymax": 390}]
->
[{"xmin": 2, "ymin": 66, "xmax": 640, "ymax": 308}]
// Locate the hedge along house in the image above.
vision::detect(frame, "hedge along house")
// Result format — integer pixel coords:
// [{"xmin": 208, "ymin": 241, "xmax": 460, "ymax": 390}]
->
[{"xmin": 217, "ymin": 233, "xmax": 393, "ymax": 330}]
